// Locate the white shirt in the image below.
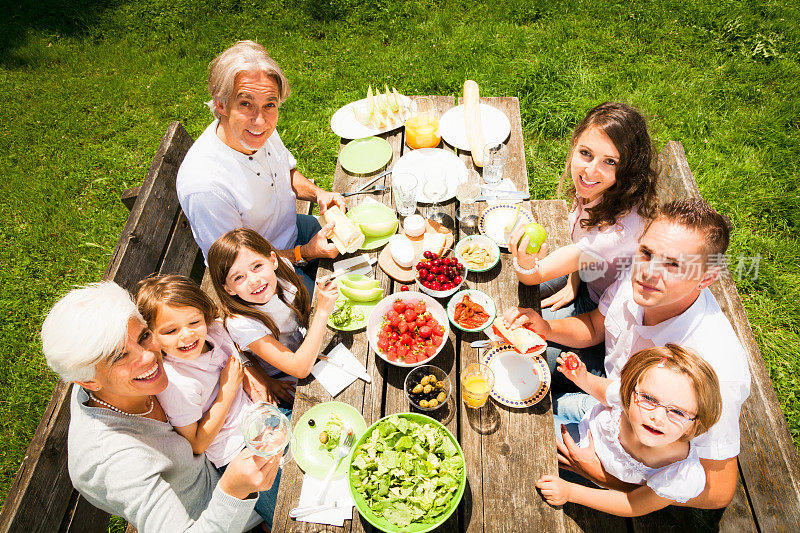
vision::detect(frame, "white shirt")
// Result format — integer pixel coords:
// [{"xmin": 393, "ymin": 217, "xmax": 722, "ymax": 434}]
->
[
  {"xmin": 225, "ymin": 280, "xmax": 305, "ymax": 382},
  {"xmin": 176, "ymin": 119, "xmax": 299, "ymax": 259},
  {"xmin": 579, "ymin": 384, "xmax": 706, "ymax": 503},
  {"xmin": 598, "ymin": 272, "xmax": 752, "ymax": 460},
  {"xmin": 569, "ymin": 198, "xmax": 647, "ymax": 303},
  {"xmin": 157, "ymin": 321, "xmax": 252, "ymax": 468}
]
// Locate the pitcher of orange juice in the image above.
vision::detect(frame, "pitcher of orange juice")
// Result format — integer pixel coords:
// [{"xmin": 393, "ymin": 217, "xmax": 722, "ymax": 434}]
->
[{"xmin": 405, "ymin": 97, "xmax": 441, "ymax": 149}]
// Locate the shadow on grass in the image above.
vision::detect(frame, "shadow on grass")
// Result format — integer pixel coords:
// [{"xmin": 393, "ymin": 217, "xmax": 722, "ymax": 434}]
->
[{"xmin": 2, "ymin": 0, "xmax": 118, "ymax": 67}]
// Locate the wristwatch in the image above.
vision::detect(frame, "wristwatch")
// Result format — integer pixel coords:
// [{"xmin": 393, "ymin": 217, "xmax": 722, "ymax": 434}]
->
[{"xmin": 294, "ymin": 245, "xmax": 308, "ymax": 267}]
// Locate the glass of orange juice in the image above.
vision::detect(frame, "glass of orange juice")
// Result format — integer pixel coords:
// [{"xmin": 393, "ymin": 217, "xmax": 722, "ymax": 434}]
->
[
  {"xmin": 461, "ymin": 363, "xmax": 494, "ymax": 409},
  {"xmin": 405, "ymin": 97, "xmax": 441, "ymax": 149}
]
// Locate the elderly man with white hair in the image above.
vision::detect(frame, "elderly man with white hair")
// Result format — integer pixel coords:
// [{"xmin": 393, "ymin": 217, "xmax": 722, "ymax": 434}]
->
[
  {"xmin": 42, "ymin": 281, "xmax": 280, "ymax": 532},
  {"xmin": 177, "ymin": 40, "xmax": 345, "ymax": 295}
]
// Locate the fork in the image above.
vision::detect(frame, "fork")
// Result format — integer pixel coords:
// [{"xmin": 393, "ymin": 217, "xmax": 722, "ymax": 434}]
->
[
  {"xmin": 316, "ymin": 424, "xmax": 355, "ymax": 504},
  {"xmin": 343, "ymin": 185, "xmax": 388, "ymax": 197}
]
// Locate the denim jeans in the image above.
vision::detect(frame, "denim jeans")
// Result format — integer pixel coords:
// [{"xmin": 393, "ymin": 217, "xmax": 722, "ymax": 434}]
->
[
  {"xmin": 217, "ymin": 402, "xmax": 292, "ymax": 529},
  {"xmin": 294, "ymin": 213, "xmax": 322, "ymax": 296}
]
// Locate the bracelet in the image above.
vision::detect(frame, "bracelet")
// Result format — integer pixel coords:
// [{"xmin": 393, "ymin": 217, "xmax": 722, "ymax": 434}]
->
[{"xmin": 513, "ymin": 256, "xmax": 539, "ymax": 276}]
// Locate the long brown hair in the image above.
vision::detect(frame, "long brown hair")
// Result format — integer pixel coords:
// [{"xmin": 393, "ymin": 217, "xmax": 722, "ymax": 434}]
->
[
  {"xmin": 619, "ymin": 344, "xmax": 722, "ymax": 441},
  {"xmin": 135, "ymin": 274, "xmax": 218, "ymax": 328},
  {"xmin": 207, "ymin": 228, "xmax": 310, "ymax": 339},
  {"xmin": 558, "ymin": 102, "xmax": 659, "ymax": 229}
]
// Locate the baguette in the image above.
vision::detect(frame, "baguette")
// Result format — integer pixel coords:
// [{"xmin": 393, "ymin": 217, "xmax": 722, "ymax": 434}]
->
[
  {"xmin": 463, "ymin": 80, "xmax": 486, "ymax": 167},
  {"xmin": 491, "ymin": 317, "xmax": 547, "ymax": 355}
]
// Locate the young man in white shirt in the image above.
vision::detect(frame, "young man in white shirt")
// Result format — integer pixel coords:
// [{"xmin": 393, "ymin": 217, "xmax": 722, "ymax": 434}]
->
[
  {"xmin": 504, "ymin": 198, "xmax": 751, "ymax": 508},
  {"xmin": 177, "ymin": 40, "xmax": 345, "ymax": 295}
]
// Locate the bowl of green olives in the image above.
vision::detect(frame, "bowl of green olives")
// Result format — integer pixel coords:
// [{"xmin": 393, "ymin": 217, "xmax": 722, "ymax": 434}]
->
[{"xmin": 404, "ymin": 365, "xmax": 451, "ymax": 411}]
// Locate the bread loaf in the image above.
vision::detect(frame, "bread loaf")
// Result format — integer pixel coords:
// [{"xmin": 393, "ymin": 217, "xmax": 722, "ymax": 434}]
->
[{"xmin": 463, "ymin": 80, "xmax": 486, "ymax": 167}]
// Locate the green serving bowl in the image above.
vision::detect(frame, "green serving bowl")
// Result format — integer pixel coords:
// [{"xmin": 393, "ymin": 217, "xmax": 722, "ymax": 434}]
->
[{"xmin": 347, "ymin": 412, "xmax": 466, "ymax": 532}]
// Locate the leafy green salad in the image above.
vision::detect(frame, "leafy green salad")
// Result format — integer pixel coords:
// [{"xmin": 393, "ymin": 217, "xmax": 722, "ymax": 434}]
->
[
  {"xmin": 319, "ymin": 413, "xmax": 344, "ymax": 452},
  {"xmin": 350, "ymin": 415, "xmax": 464, "ymax": 529},
  {"xmin": 330, "ymin": 297, "xmax": 364, "ymax": 328}
]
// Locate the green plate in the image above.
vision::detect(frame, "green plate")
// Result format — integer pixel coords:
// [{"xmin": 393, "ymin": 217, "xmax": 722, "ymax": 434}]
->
[
  {"xmin": 292, "ymin": 402, "xmax": 368, "ymax": 478},
  {"xmin": 347, "ymin": 202, "xmax": 398, "ymax": 250},
  {"xmin": 327, "ymin": 296, "xmax": 380, "ymax": 331},
  {"xmin": 348, "ymin": 413, "xmax": 467, "ymax": 533},
  {"xmin": 339, "ymin": 137, "xmax": 393, "ymax": 175}
]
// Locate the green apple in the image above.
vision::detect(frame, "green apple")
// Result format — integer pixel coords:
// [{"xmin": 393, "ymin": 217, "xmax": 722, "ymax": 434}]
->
[{"xmin": 518, "ymin": 222, "xmax": 548, "ymax": 254}]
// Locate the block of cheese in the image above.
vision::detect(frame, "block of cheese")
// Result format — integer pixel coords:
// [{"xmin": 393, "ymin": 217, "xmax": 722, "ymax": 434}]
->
[
  {"xmin": 422, "ymin": 232, "xmax": 447, "ymax": 256},
  {"xmin": 388, "ymin": 234, "xmax": 415, "ymax": 268},
  {"xmin": 323, "ymin": 206, "xmax": 365, "ymax": 254}
]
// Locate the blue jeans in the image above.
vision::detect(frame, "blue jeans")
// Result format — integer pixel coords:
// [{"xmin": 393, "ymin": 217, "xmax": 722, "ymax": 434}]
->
[
  {"xmin": 217, "ymin": 402, "xmax": 292, "ymax": 529},
  {"xmin": 540, "ymin": 276, "xmax": 605, "ymax": 395},
  {"xmin": 294, "ymin": 213, "xmax": 322, "ymax": 297}
]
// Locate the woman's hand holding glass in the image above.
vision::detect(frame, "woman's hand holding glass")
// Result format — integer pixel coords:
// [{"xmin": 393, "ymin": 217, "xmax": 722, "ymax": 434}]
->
[{"xmin": 219, "ymin": 449, "xmax": 282, "ymax": 500}]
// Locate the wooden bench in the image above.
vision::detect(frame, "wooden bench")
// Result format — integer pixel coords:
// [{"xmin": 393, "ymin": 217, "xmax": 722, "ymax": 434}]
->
[{"xmin": 0, "ymin": 121, "xmax": 797, "ymax": 532}]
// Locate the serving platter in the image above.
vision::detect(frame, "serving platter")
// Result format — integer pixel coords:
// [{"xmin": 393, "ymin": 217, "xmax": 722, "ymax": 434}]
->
[
  {"xmin": 391, "ymin": 148, "xmax": 467, "ymax": 203},
  {"xmin": 438, "ymin": 103, "xmax": 511, "ymax": 151},
  {"xmin": 330, "ymin": 94, "xmax": 413, "ymax": 139}
]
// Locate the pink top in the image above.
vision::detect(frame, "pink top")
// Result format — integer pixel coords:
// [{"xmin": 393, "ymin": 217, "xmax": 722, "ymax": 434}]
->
[
  {"xmin": 157, "ymin": 321, "xmax": 252, "ymax": 468},
  {"xmin": 568, "ymin": 197, "xmax": 647, "ymax": 302}
]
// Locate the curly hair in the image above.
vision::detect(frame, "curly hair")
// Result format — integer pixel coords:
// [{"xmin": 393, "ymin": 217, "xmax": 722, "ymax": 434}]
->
[{"xmin": 558, "ymin": 102, "xmax": 659, "ymax": 229}]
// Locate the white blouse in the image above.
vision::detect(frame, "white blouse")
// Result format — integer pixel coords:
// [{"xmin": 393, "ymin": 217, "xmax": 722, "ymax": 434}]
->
[
  {"xmin": 578, "ymin": 396, "xmax": 706, "ymax": 503},
  {"xmin": 568, "ymin": 197, "xmax": 647, "ymax": 303}
]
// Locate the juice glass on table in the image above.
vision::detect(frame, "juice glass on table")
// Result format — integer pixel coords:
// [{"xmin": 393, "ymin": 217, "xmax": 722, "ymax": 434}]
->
[
  {"xmin": 461, "ymin": 363, "xmax": 494, "ymax": 409},
  {"xmin": 405, "ymin": 97, "xmax": 441, "ymax": 149}
]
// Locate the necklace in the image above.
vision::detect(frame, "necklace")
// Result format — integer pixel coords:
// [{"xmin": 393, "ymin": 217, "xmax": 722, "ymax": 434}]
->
[{"xmin": 88, "ymin": 392, "xmax": 154, "ymax": 417}]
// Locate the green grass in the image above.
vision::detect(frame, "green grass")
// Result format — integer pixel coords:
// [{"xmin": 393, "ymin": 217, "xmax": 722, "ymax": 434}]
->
[{"xmin": 1, "ymin": 0, "xmax": 799, "ymax": 528}]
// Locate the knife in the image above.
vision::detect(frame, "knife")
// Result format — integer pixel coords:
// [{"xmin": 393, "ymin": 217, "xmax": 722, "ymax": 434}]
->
[
  {"xmin": 317, "ymin": 355, "xmax": 372, "ymax": 383},
  {"xmin": 350, "ymin": 167, "xmax": 393, "ymax": 195},
  {"xmin": 475, "ymin": 192, "xmax": 530, "ymax": 202}
]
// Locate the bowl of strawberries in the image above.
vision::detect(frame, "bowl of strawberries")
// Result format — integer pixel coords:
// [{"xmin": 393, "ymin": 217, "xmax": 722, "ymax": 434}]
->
[
  {"xmin": 414, "ymin": 249, "xmax": 467, "ymax": 299},
  {"xmin": 367, "ymin": 291, "xmax": 449, "ymax": 367}
]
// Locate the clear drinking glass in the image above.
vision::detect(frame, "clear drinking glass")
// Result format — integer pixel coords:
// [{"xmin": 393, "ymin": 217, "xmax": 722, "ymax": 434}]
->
[
  {"xmin": 241, "ymin": 402, "xmax": 295, "ymax": 466},
  {"xmin": 423, "ymin": 168, "xmax": 448, "ymax": 225},
  {"xmin": 461, "ymin": 363, "xmax": 495, "ymax": 409},
  {"xmin": 483, "ymin": 142, "xmax": 509, "ymax": 185},
  {"xmin": 455, "ymin": 169, "xmax": 480, "ymax": 226},
  {"xmin": 392, "ymin": 173, "xmax": 418, "ymax": 217}
]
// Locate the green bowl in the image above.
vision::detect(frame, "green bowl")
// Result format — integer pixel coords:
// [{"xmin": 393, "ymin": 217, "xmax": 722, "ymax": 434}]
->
[{"xmin": 347, "ymin": 413, "xmax": 466, "ymax": 532}]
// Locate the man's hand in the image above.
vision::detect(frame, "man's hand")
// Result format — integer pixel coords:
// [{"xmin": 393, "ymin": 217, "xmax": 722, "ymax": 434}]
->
[
  {"xmin": 316, "ymin": 190, "xmax": 346, "ymax": 214},
  {"xmin": 536, "ymin": 475, "xmax": 572, "ymax": 506},
  {"xmin": 300, "ymin": 220, "xmax": 339, "ymax": 260}
]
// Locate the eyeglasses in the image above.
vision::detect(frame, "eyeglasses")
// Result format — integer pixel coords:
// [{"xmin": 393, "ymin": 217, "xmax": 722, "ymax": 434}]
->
[{"xmin": 633, "ymin": 389, "xmax": 697, "ymax": 426}]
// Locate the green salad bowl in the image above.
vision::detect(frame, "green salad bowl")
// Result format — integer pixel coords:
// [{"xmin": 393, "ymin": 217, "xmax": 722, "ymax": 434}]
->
[{"xmin": 347, "ymin": 412, "xmax": 467, "ymax": 533}]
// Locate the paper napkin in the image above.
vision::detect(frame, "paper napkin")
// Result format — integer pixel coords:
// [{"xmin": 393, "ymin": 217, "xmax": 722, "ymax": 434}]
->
[
  {"xmin": 482, "ymin": 179, "xmax": 524, "ymax": 204},
  {"xmin": 311, "ymin": 343, "xmax": 370, "ymax": 397},
  {"xmin": 331, "ymin": 253, "xmax": 373, "ymax": 277},
  {"xmin": 295, "ymin": 474, "xmax": 355, "ymax": 526}
]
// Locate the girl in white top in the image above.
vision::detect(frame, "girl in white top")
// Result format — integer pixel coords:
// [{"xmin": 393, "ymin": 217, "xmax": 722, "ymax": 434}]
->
[
  {"xmin": 509, "ymin": 102, "xmax": 659, "ymax": 315},
  {"xmin": 207, "ymin": 227, "xmax": 338, "ymax": 383},
  {"xmin": 135, "ymin": 274, "xmax": 285, "ymax": 525},
  {"xmin": 537, "ymin": 344, "xmax": 723, "ymax": 516}
]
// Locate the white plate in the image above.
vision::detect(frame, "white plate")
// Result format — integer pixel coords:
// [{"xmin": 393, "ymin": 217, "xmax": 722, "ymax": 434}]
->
[
  {"xmin": 391, "ymin": 148, "xmax": 467, "ymax": 203},
  {"xmin": 330, "ymin": 95, "xmax": 413, "ymax": 139},
  {"xmin": 478, "ymin": 204, "xmax": 535, "ymax": 248},
  {"xmin": 439, "ymin": 103, "xmax": 511, "ymax": 152},
  {"xmin": 482, "ymin": 345, "xmax": 550, "ymax": 408}
]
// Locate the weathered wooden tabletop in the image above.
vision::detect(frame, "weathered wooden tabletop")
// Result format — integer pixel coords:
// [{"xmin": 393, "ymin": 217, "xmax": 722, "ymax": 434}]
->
[{"xmin": 273, "ymin": 96, "xmax": 596, "ymax": 532}]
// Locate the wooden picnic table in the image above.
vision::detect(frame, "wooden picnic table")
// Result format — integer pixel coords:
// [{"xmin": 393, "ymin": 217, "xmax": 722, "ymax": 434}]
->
[{"xmin": 273, "ymin": 96, "xmax": 605, "ymax": 532}]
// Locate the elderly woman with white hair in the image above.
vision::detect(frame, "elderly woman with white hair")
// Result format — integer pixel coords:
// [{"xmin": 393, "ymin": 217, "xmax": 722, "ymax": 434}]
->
[
  {"xmin": 176, "ymin": 40, "xmax": 345, "ymax": 295},
  {"xmin": 41, "ymin": 281, "xmax": 280, "ymax": 532}
]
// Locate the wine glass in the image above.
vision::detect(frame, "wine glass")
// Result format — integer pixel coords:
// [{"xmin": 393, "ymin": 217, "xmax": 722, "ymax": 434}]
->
[
  {"xmin": 456, "ymin": 169, "xmax": 480, "ymax": 229},
  {"xmin": 423, "ymin": 168, "xmax": 449, "ymax": 225},
  {"xmin": 240, "ymin": 402, "xmax": 294, "ymax": 466}
]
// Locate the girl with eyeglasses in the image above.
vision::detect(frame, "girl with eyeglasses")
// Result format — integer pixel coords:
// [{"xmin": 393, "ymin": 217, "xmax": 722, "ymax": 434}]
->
[{"xmin": 536, "ymin": 344, "xmax": 722, "ymax": 516}]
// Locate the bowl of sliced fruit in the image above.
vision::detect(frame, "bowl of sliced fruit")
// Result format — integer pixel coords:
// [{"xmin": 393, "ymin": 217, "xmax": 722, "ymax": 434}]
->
[
  {"xmin": 367, "ymin": 292, "xmax": 449, "ymax": 367},
  {"xmin": 414, "ymin": 249, "xmax": 466, "ymax": 299}
]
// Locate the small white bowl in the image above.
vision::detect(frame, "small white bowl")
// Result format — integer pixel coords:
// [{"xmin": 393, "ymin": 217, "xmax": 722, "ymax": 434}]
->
[
  {"xmin": 455, "ymin": 235, "xmax": 501, "ymax": 273},
  {"xmin": 367, "ymin": 291, "xmax": 449, "ymax": 367},
  {"xmin": 447, "ymin": 289, "xmax": 496, "ymax": 332},
  {"xmin": 415, "ymin": 248, "xmax": 466, "ymax": 299}
]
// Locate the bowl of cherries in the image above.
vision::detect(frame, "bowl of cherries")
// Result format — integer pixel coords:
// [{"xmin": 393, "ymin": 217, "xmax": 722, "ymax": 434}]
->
[{"xmin": 415, "ymin": 249, "xmax": 466, "ymax": 299}]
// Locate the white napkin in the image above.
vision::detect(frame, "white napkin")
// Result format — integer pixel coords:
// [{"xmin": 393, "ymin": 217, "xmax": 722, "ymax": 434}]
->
[
  {"xmin": 311, "ymin": 343, "xmax": 369, "ymax": 397},
  {"xmin": 332, "ymin": 253, "xmax": 373, "ymax": 277},
  {"xmin": 295, "ymin": 474, "xmax": 355, "ymax": 526},
  {"xmin": 482, "ymin": 179, "xmax": 524, "ymax": 204}
]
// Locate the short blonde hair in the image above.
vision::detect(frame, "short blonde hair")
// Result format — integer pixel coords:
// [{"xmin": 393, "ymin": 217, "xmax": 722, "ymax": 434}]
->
[
  {"xmin": 135, "ymin": 274, "xmax": 218, "ymax": 329},
  {"xmin": 206, "ymin": 40, "xmax": 291, "ymax": 118},
  {"xmin": 619, "ymin": 344, "xmax": 722, "ymax": 440},
  {"xmin": 41, "ymin": 282, "xmax": 143, "ymax": 383}
]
